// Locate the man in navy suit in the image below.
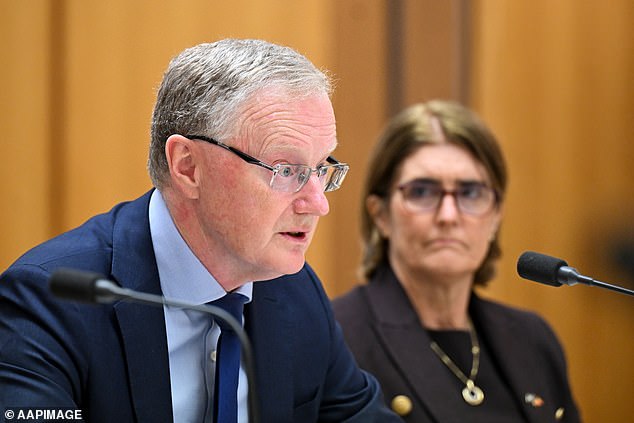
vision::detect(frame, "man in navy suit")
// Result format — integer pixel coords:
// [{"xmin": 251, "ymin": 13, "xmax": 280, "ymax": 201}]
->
[{"xmin": 0, "ymin": 39, "xmax": 401, "ymax": 422}]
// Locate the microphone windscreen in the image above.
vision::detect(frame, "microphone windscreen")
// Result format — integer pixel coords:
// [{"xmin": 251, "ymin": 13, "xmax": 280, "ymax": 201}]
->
[
  {"xmin": 49, "ymin": 268, "xmax": 105, "ymax": 303},
  {"xmin": 517, "ymin": 251, "xmax": 568, "ymax": 287}
]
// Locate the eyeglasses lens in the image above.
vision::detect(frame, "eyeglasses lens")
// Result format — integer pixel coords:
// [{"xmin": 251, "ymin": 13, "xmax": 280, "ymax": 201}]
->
[
  {"xmin": 400, "ymin": 181, "xmax": 494, "ymax": 214},
  {"xmin": 270, "ymin": 164, "xmax": 348, "ymax": 193}
]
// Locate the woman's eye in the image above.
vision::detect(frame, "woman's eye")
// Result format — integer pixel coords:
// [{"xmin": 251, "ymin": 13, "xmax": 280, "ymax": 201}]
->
[
  {"xmin": 410, "ymin": 184, "xmax": 436, "ymax": 198},
  {"xmin": 459, "ymin": 185, "xmax": 483, "ymax": 199}
]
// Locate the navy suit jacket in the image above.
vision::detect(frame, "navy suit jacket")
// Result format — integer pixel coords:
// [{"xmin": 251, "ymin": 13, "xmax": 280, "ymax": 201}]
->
[
  {"xmin": 333, "ymin": 265, "xmax": 581, "ymax": 423},
  {"xmin": 0, "ymin": 191, "xmax": 400, "ymax": 422}
]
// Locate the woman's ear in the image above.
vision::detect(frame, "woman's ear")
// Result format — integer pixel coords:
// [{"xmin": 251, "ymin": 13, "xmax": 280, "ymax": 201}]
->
[
  {"xmin": 490, "ymin": 204, "xmax": 504, "ymax": 241},
  {"xmin": 165, "ymin": 135, "xmax": 201, "ymax": 199},
  {"xmin": 367, "ymin": 194, "xmax": 390, "ymax": 239}
]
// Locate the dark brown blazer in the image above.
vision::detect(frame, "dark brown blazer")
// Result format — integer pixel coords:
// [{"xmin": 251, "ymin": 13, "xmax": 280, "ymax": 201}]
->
[{"xmin": 332, "ymin": 264, "xmax": 581, "ymax": 423}]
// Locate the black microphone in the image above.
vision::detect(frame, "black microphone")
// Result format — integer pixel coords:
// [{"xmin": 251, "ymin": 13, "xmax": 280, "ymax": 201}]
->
[
  {"xmin": 517, "ymin": 251, "xmax": 634, "ymax": 297},
  {"xmin": 49, "ymin": 268, "xmax": 261, "ymax": 423}
]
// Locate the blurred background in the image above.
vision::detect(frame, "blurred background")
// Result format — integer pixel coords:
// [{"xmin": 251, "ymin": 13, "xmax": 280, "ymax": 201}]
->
[{"xmin": 1, "ymin": 1, "xmax": 632, "ymax": 420}]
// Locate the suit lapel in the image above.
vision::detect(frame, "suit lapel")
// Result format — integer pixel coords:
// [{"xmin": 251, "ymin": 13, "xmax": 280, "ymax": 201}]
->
[
  {"xmin": 470, "ymin": 295, "xmax": 544, "ymax": 423},
  {"xmin": 111, "ymin": 191, "xmax": 173, "ymax": 422},
  {"xmin": 245, "ymin": 281, "xmax": 293, "ymax": 423},
  {"xmin": 365, "ymin": 268, "xmax": 465, "ymax": 422}
]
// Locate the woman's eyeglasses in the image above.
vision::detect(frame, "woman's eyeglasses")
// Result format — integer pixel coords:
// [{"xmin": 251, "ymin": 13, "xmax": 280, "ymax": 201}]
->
[{"xmin": 397, "ymin": 178, "xmax": 497, "ymax": 215}]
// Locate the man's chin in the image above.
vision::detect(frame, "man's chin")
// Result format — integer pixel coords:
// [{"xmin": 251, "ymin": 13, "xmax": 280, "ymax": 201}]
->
[
  {"xmin": 279, "ymin": 252, "xmax": 307, "ymax": 274},
  {"xmin": 281, "ymin": 257, "xmax": 306, "ymax": 276},
  {"xmin": 256, "ymin": 256, "xmax": 305, "ymax": 281}
]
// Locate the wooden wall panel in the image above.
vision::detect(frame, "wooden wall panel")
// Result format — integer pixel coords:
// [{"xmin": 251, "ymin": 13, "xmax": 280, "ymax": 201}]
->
[
  {"xmin": 400, "ymin": 0, "xmax": 470, "ymax": 107},
  {"xmin": 0, "ymin": 1, "xmax": 53, "ymax": 270},
  {"xmin": 307, "ymin": 0, "xmax": 389, "ymax": 294},
  {"xmin": 470, "ymin": 1, "xmax": 634, "ymax": 421}
]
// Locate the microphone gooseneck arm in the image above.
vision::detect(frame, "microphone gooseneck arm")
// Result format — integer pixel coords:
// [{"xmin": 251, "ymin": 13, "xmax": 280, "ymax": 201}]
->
[
  {"xmin": 49, "ymin": 269, "xmax": 261, "ymax": 423},
  {"xmin": 517, "ymin": 251, "xmax": 634, "ymax": 297}
]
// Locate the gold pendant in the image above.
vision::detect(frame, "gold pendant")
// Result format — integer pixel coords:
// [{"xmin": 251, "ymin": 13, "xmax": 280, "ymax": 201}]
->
[{"xmin": 462, "ymin": 380, "xmax": 484, "ymax": 406}]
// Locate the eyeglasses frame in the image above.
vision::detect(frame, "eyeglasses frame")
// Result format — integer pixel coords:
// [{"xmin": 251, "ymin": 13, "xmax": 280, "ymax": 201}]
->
[
  {"xmin": 183, "ymin": 134, "xmax": 349, "ymax": 193},
  {"xmin": 396, "ymin": 178, "xmax": 499, "ymax": 216}
]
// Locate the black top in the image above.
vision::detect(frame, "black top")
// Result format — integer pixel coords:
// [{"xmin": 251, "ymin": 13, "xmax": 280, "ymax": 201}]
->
[{"xmin": 427, "ymin": 328, "xmax": 526, "ymax": 422}]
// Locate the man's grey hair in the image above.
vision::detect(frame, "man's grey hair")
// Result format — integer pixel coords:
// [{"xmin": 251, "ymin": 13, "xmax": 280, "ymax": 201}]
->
[{"xmin": 148, "ymin": 39, "xmax": 333, "ymax": 189}]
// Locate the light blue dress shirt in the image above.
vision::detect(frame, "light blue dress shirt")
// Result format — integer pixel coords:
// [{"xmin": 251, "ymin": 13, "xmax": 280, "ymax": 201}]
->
[{"xmin": 149, "ymin": 190, "xmax": 252, "ymax": 423}]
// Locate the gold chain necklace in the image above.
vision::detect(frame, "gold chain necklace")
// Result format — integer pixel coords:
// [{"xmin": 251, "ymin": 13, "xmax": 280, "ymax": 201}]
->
[{"xmin": 429, "ymin": 319, "xmax": 485, "ymax": 406}]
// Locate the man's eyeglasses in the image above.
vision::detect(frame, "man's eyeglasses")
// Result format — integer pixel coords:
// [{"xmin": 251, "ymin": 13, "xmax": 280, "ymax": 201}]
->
[
  {"xmin": 397, "ymin": 178, "xmax": 498, "ymax": 215},
  {"xmin": 185, "ymin": 135, "xmax": 349, "ymax": 193}
]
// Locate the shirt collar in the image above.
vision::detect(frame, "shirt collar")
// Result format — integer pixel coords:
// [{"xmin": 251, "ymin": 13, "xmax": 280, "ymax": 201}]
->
[{"xmin": 149, "ymin": 189, "xmax": 253, "ymax": 305}]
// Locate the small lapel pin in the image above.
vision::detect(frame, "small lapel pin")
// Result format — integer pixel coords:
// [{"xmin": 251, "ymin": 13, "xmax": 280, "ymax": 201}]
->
[{"xmin": 524, "ymin": 393, "xmax": 544, "ymax": 407}]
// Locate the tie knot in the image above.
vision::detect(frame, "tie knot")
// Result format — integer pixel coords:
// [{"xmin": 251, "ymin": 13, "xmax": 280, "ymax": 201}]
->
[{"xmin": 209, "ymin": 293, "xmax": 247, "ymax": 331}]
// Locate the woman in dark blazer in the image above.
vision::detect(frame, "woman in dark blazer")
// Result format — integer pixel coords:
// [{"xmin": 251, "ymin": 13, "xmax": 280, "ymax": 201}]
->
[{"xmin": 332, "ymin": 101, "xmax": 581, "ymax": 423}]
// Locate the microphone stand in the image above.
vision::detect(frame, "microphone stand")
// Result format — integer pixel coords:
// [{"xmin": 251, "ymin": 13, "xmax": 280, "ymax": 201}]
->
[
  {"xmin": 557, "ymin": 266, "xmax": 634, "ymax": 297},
  {"xmin": 579, "ymin": 277, "xmax": 634, "ymax": 296},
  {"xmin": 51, "ymin": 273, "xmax": 261, "ymax": 423},
  {"xmin": 518, "ymin": 251, "xmax": 634, "ymax": 298}
]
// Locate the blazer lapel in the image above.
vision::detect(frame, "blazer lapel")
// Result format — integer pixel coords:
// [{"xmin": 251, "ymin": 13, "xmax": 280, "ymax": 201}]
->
[
  {"xmin": 245, "ymin": 281, "xmax": 294, "ymax": 423},
  {"xmin": 470, "ymin": 295, "xmax": 545, "ymax": 423},
  {"xmin": 365, "ymin": 268, "xmax": 466, "ymax": 422},
  {"xmin": 111, "ymin": 192, "xmax": 173, "ymax": 422}
]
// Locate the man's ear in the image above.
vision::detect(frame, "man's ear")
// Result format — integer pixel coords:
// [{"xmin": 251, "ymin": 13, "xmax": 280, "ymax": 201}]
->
[{"xmin": 165, "ymin": 135, "xmax": 200, "ymax": 199}]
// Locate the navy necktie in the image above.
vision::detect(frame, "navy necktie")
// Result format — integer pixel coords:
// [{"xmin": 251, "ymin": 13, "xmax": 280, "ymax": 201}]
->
[{"xmin": 211, "ymin": 293, "xmax": 247, "ymax": 423}]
